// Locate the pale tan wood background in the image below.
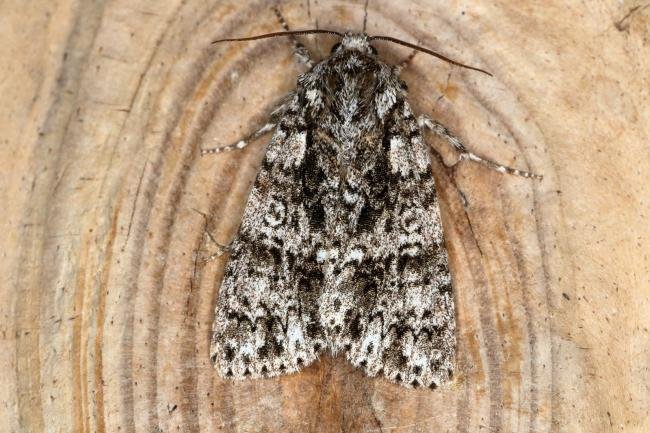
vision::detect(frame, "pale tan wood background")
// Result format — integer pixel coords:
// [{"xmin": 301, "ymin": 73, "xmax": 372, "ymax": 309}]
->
[{"xmin": 1, "ymin": 1, "xmax": 648, "ymax": 432}]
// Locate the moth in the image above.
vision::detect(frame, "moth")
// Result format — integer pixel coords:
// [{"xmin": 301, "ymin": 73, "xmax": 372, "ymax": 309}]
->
[{"xmin": 204, "ymin": 7, "xmax": 540, "ymax": 389}]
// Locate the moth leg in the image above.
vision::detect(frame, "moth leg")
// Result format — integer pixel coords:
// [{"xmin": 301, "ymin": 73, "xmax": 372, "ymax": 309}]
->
[
  {"xmin": 396, "ymin": 49, "xmax": 418, "ymax": 72},
  {"xmin": 192, "ymin": 208, "xmax": 231, "ymax": 261},
  {"xmin": 272, "ymin": 6, "xmax": 314, "ymax": 67},
  {"xmin": 203, "ymin": 230, "xmax": 231, "ymax": 261},
  {"xmin": 201, "ymin": 122, "xmax": 276, "ymax": 155},
  {"xmin": 419, "ymin": 115, "xmax": 542, "ymax": 180}
]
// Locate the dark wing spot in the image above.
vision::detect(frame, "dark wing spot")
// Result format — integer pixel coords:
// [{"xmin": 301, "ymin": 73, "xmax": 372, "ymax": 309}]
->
[
  {"xmin": 224, "ymin": 346, "xmax": 235, "ymax": 362},
  {"xmin": 272, "ymin": 339, "xmax": 284, "ymax": 356},
  {"xmin": 268, "ymin": 246, "xmax": 283, "ymax": 268},
  {"xmin": 357, "ymin": 203, "xmax": 382, "ymax": 232},
  {"xmin": 257, "ymin": 345, "xmax": 269, "ymax": 359},
  {"xmin": 348, "ymin": 315, "xmax": 362, "ymax": 340},
  {"xmin": 309, "ymin": 202, "xmax": 325, "ymax": 229},
  {"xmin": 306, "ymin": 322, "xmax": 320, "ymax": 338}
]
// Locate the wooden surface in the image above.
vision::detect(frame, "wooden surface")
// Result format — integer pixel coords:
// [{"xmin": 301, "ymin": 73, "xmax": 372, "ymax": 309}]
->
[{"xmin": 1, "ymin": 1, "xmax": 648, "ymax": 432}]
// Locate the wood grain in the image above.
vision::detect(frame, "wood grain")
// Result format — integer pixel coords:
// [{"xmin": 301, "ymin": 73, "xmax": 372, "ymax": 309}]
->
[{"xmin": 1, "ymin": 1, "xmax": 648, "ymax": 432}]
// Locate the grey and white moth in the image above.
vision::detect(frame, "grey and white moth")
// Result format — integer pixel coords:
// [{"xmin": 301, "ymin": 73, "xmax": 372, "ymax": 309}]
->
[{"xmin": 204, "ymin": 8, "xmax": 540, "ymax": 389}]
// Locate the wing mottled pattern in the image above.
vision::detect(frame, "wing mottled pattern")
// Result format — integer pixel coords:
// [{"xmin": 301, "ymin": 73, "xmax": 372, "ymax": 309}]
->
[
  {"xmin": 210, "ymin": 105, "xmax": 332, "ymax": 378},
  {"xmin": 320, "ymin": 99, "xmax": 455, "ymax": 388}
]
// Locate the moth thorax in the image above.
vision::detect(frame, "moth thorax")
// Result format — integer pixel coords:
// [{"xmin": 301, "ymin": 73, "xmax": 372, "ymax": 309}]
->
[{"xmin": 339, "ymin": 32, "xmax": 376, "ymax": 55}]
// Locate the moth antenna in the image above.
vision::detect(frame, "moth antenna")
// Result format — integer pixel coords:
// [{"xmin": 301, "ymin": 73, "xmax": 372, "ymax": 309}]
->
[
  {"xmin": 362, "ymin": 0, "xmax": 370, "ymax": 33},
  {"xmin": 212, "ymin": 29, "xmax": 343, "ymax": 44},
  {"xmin": 370, "ymin": 35, "xmax": 493, "ymax": 76}
]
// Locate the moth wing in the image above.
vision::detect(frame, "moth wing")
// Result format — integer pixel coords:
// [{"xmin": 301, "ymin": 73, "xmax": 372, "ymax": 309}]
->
[
  {"xmin": 210, "ymin": 120, "xmax": 328, "ymax": 379},
  {"xmin": 324, "ymin": 103, "xmax": 455, "ymax": 388}
]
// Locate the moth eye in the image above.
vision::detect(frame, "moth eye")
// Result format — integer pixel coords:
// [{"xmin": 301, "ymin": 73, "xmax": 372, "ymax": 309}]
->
[
  {"xmin": 369, "ymin": 45, "xmax": 378, "ymax": 55},
  {"xmin": 330, "ymin": 42, "xmax": 342, "ymax": 53}
]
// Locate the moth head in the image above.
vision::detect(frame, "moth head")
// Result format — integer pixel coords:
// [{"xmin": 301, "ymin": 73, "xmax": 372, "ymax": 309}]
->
[{"xmin": 331, "ymin": 32, "xmax": 378, "ymax": 56}]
